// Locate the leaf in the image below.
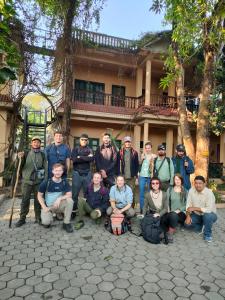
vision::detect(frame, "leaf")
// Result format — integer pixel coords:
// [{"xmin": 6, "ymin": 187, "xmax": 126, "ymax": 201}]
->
[{"xmin": 104, "ymin": 255, "xmax": 113, "ymax": 261}]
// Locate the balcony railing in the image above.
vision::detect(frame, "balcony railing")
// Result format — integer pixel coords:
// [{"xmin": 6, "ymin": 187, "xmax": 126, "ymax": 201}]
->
[
  {"xmin": 73, "ymin": 29, "xmax": 137, "ymax": 51},
  {"xmin": 73, "ymin": 89, "xmax": 177, "ymax": 111}
]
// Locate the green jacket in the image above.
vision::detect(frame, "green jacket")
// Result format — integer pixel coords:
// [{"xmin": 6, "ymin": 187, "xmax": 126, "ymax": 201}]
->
[{"xmin": 22, "ymin": 150, "xmax": 47, "ymax": 185}]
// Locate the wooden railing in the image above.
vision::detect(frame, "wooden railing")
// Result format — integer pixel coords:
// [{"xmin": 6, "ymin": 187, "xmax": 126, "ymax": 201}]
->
[
  {"xmin": 73, "ymin": 89, "xmax": 143, "ymax": 109},
  {"xmin": 73, "ymin": 89, "xmax": 177, "ymax": 110},
  {"xmin": 73, "ymin": 29, "xmax": 137, "ymax": 51}
]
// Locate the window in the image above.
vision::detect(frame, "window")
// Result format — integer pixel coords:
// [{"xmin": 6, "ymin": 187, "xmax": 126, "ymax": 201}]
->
[
  {"xmin": 112, "ymin": 85, "xmax": 125, "ymax": 107},
  {"xmin": 74, "ymin": 80, "xmax": 105, "ymax": 104}
]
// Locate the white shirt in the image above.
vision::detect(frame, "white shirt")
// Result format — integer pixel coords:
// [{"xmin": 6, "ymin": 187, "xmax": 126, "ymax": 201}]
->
[{"xmin": 186, "ymin": 187, "xmax": 217, "ymax": 215}]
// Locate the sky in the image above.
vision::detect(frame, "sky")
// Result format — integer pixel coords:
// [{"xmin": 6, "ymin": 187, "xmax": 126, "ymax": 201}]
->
[{"xmin": 92, "ymin": 0, "xmax": 170, "ymax": 40}]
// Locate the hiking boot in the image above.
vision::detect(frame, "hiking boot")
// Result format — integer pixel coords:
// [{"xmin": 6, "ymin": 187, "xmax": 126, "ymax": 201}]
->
[
  {"xmin": 63, "ymin": 223, "xmax": 74, "ymax": 233},
  {"xmin": 15, "ymin": 219, "xmax": 26, "ymax": 227}
]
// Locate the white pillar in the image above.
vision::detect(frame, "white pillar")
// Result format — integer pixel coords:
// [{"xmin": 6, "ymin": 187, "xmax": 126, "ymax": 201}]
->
[
  {"xmin": 144, "ymin": 122, "xmax": 149, "ymax": 145},
  {"xmin": 166, "ymin": 128, "xmax": 174, "ymax": 157},
  {"xmin": 134, "ymin": 125, "xmax": 141, "ymax": 154}
]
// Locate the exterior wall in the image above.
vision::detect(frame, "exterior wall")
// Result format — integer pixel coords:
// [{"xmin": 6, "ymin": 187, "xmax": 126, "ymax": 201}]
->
[
  {"xmin": 74, "ymin": 65, "xmax": 163, "ymax": 97},
  {"xmin": 0, "ymin": 110, "xmax": 8, "ymax": 186}
]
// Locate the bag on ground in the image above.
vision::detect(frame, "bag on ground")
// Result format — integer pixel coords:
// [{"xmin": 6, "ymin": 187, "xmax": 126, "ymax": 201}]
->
[
  {"xmin": 105, "ymin": 213, "xmax": 129, "ymax": 235},
  {"xmin": 141, "ymin": 213, "xmax": 162, "ymax": 244}
]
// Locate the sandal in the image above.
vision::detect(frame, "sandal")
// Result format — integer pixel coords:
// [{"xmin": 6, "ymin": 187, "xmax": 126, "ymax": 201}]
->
[{"xmin": 74, "ymin": 220, "xmax": 84, "ymax": 230}]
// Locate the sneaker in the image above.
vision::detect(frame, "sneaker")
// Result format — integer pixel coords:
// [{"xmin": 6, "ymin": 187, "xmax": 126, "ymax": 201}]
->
[
  {"xmin": 15, "ymin": 219, "xmax": 26, "ymax": 227},
  {"xmin": 204, "ymin": 236, "xmax": 212, "ymax": 243},
  {"xmin": 63, "ymin": 223, "xmax": 74, "ymax": 233},
  {"xmin": 42, "ymin": 224, "xmax": 51, "ymax": 228},
  {"xmin": 74, "ymin": 220, "xmax": 84, "ymax": 230},
  {"xmin": 95, "ymin": 218, "xmax": 102, "ymax": 225}
]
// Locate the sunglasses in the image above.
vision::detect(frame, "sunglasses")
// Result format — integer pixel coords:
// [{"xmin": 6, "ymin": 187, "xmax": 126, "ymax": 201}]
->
[
  {"xmin": 81, "ymin": 139, "xmax": 88, "ymax": 141},
  {"xmin": 151, "ymin": 182, "xmax": 159, "ymax": 185}
]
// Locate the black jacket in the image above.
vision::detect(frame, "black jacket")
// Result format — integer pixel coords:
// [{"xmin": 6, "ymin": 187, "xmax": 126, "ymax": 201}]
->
[{"xmin": 71, "ymin": 146, "xmax": 94, "ymax": 175}]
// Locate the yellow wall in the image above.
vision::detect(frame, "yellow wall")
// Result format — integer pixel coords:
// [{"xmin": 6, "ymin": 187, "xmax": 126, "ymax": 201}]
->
[
  {"xmin": 74, "ymin": 65, "xmax": 163, "ymax": 97},
  {"xmin": 0, "ymin": 110, "xmax": 8, "ymax": 186}
]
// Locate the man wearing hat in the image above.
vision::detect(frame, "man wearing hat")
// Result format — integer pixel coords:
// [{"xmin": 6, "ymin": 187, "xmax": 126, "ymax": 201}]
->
[
  {"xmin": 117, "ymin": 136, "xmax": 139, "ymax": 205},
  {"xmin": 71, "ymin": 134, "xmax": 94, "ymax": 210},
  {"xmin": 15, "ymin": 136, "xmax": 47, "ymax": 227},
  {"xmin": 172, "ymin": 144, "xmax": 194, "ymax": 190},
  {"xmin": 153, "ymin": 144, "xmax": 174, "ymax": 191}
]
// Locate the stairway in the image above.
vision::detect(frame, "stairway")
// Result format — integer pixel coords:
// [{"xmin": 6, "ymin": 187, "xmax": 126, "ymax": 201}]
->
[{"xmin": 23, "ymin": 109, "xmax": 47, "ymax": 148}]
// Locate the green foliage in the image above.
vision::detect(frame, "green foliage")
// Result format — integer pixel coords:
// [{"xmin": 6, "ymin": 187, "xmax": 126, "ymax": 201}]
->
[
  {"xmin": 209, "ymin": 95, "xmax": 225, "ymax": 136},
  {"xmin": 0, "ymin": 0, "xmax": 20, "ymax": 83},
  {"xmin": 151, "ymin": 0, "xmax": 225, "ymax": 88},
  {"xmin": 208, "ymin": 181, "xmax": 222, "ymax": 203}
]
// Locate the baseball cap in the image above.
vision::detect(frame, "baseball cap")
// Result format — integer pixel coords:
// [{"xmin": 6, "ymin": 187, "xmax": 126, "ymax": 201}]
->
[
  {"xmin": 176, "ymin": 144, "xmax": 186, "ymax": 152},
  {"xmin": 157, "ymin": 144, "xmax": 166, "ymax": 151},
  {"xmin": 80, "ymin": 133, "xmax": 89, "ymax": 139},
  {"xmin": 31, "ymin": 136, "xmax": 41, "ymax": 143},
  {"xmin": 124, "ymin": 136, "xmax": 132, "ymax": 143}
]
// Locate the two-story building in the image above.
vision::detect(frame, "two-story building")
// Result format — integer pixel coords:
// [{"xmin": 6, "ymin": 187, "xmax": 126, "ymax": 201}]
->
[{"xmin": 53, "ymin": 29, "xmax": 224, "ymax": 173}]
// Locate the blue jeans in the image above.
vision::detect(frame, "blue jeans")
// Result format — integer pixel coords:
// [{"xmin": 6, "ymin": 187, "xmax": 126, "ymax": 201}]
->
[
  {"xmin": 72, "ymin": 171, "xmax": 92, "ymax": 210},
  {"xmin": 139, "ymin": 176, "xmax": 151, "ymax": 210},
  {"xmin": 185, "ymin": 212, "xmax": 217, "ymax": 238}
]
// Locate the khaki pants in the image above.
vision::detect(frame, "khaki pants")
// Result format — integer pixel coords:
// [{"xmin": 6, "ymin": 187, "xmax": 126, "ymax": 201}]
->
[
  {"xmin": 77, "ymin": 197, "xmax": 100, "ymax": 222},
  {"xmin": 41, "ymin": 198, "xmax": 73, "ymax": 225},
  {"xmin": 106, "ymin": 206, "xmax": 135, "ymax": 218}
]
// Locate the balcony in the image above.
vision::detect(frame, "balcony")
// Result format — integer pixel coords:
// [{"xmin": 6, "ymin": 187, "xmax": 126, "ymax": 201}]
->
[
  {"xmin": 70, "ymin": 89, "xmax": 178, "ymax": 116},
  {"xmin": 73, "ymin": 29, "xmax": 137, "ymax": 52}
]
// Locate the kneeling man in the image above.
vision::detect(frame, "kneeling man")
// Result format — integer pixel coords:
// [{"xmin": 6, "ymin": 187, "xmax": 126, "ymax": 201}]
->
[
  {"xmin": 75, "ymin": 172, "xmax": 109, "ymax": 230},
  {"xmin": 185, "ymin": 175, "xmax": 217, "ymax": 242},
  {"xmin": 37, "ymin": 163, "xmax": 73, "ymax": 233},
  {"xmin": 107, "ymin": 175, "xmax": 135, "ymax": 218}
]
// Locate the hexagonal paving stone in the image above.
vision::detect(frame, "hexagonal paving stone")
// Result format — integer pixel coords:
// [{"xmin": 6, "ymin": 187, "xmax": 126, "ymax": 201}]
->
[
  {"xmin": 34, "ymin": 282, "xmax": 52, "ymax": 293},
  {"xmin": 127, "ymin": 285, "xmax": 144, "ymax": 297},
  {"xmin": 143, "ymin": 282, "xmax": 160, "ymax": 293},
  {"xmin": 142, "ymin": 293, "xmax": 161, "ymax": 300},
  {"xmin": 93, "ymin": 291, "xmax": 111, "ymax": 300},
  {"xmin": 174, "ymin": 287, "xmax": 191, "ymax": 297},
  {"xmin": 157, "ymin": 289, "xmax": 177, "ymax": 300},
  {"xmin": 63, "ymin": 286, "xmax": 81, "ymax": 298},
  {"xmin": 0, "ymin": 288, "xmax": 14, "ymax": 300},
  {"xmin": 15, "ymin": 285, "xmax": 33, "ymax": 297},
  {"xmin": 114, "ymin": 278, "xmax": 130, "ymax": 289},
  {"xmin": 158, "ymin": 279, "xmax": 175, "ymax": 290},
  {"xmin": 111, "ymin": 288, "xmax": 129, "ymax": 299},
  {"xmin": 7, "ymin": 278, "xmax": 25, "ymax": 289},
  {"xmin": 98, "ymin": 281, "xmax": 114, "ymax": 292}
]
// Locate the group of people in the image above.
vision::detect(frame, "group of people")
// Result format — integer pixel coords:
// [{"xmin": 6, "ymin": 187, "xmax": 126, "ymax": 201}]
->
[{"xmin": 15, "ymin": 131, "xmax": 217, "ymax": 243}]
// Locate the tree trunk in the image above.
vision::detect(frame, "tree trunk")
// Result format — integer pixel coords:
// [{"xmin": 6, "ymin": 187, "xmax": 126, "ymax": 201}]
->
[
  {"xmin": 175, "ymin": 58, "xmax": 195, "ymax": 161},
  {"xmin": 195, "ymin": 51, "xmax": 214, "ymax": 180},
  {"xmin": 61, "ymin": 0, "xmax": 77, "ymax": 145}
]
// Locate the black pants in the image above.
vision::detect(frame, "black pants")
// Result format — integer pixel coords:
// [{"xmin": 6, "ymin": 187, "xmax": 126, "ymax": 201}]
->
[{"xmin": 161, "ymin": 212, "xmax": 186, "ymax": 231}]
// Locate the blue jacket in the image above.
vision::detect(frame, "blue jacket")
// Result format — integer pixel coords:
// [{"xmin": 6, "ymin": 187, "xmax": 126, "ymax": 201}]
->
[{"xmin": 171, "ymin": 156, "xmax": 194, "ymax": 190}]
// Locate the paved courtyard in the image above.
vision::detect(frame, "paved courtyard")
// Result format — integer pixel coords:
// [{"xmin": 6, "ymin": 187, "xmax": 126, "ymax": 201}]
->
[{"xmin": 0, "ymin": 198, "xmax": 225, "ymax": 300}]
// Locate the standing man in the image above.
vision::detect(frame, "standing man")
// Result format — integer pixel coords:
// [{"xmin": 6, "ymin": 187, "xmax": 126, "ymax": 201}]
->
[
  {"xmin": 117, "ymin": 136, "xmax": 139, "ymax": 205},
  {"xmin": 15, "ymin": 136, "xmax": 47, "ymax": 227},
  {"xmin": 185, "ymin": 176, "xmax": 217, "ymax": 242},
  {"xmin": 139, "ymin": 142, "xmax": 157, "ymax": 213},
  {"xmin": 45, "ymin": 131, "xmax": 71, "ymax": 178},
  {"xmin": 95, "ymin": 132, "xmax": 117, "ymax": 188},
  {"xmin": 153, "ymin": 144, "xmax": 174, "ymax": 191},
  {"xmin": 172, "ymin": 144, "xmax": 194, "ymax": 190},
  {"xmin": 37, "ymin": 163, "xmax": 74, "ymax": 233},
  {"xmin": 71, "ymin": 134, "xmax": 94, "ymax": 210}
]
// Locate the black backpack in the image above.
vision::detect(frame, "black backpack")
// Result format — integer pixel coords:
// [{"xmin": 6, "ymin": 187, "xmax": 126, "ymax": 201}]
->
[{"xmin": 141, "ymin": 214, "xmax": 162, "ymax": 244}]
